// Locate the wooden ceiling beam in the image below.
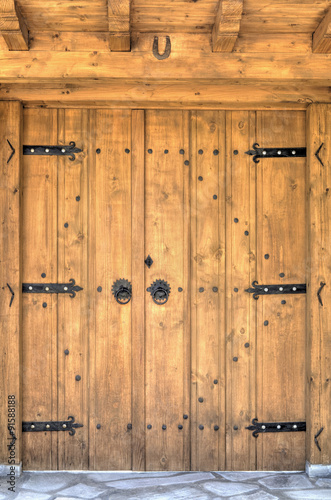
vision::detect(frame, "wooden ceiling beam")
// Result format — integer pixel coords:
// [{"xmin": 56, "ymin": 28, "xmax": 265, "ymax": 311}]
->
[
  {"xmin": 0, "ymin": 0, "xmax": 28, "ymax": 51},
  {"xmin": 108, "ymin": 0, "xmax": 131, "ymax": 52},
  {"xmin": 313, "ymin": 6, "xmax": 331, "ymax": 53},
  {"xmin": 212, "ymin": 0, "xmax": 243, "ymax": 53}
]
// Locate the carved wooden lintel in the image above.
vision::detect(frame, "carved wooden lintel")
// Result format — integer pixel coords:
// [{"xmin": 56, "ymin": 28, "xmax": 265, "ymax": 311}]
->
[
  {"xmin": 0, "ymin": 0, "xmax": 28, "ymax": 51},
  {"xmin": 212, "ymin": 0, "xmax": 243, "ymax": 53},
  {"xmin": 108, "ymin": 0, "xmax": 131, "ymax": 51}
]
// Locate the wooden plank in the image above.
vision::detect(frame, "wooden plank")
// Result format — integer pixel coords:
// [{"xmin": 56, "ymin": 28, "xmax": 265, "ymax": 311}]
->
[
  {"xmin": 212, "ymin": 0, "xmax": 243, "ymax": 52},
  {"xmin": 144, "ymin": 111, "xmax": 190, "ymax": 470},
  {"xmin": 91, "ymin": 110, "xmax": 132, "ymax": 470},
  {"xmin": 225, "ymin": 111, "xmax": 256, "ymax": 470},
  {"xmin": 57, "ymin": 109, "xmax": 89, "ymax": 470},
  {"xmin": 0, "ymin": 0, "xmax": 28, "ymax": 50},
  {"xmin": 108, "ymin": 0, "xmax": 130, "ymax": 51},
  {"xmin": 131, "ymin": 109, "xmax": 145, "ymax": 471},
  {"xmin": 21, "ymin": 108, "xmax": 58, "ymax": 470},
  {"xmin": 313, "ymin": 7, "xmax": 331, "ymax": 53},
  {"xmin": 0, "ymin": 101, "xmax": 22, "ymax": 469},
  {"xmin": 2, "ymin": 79, "xmax": 330, "ymax": 110},
  {"xmin": 0, "ymin": 51, "xmax": 331, "ymax": 83},
  {"xmin": 255, "ymin": 111, "xmax": 306, "ymax": 470},
  {"xmin": 190, "ymin": 111, "xmax": 226, "ymax": 470},
  {"xmin": 306, "ymin": 103, "xmax": 331, "ymax": 466}
]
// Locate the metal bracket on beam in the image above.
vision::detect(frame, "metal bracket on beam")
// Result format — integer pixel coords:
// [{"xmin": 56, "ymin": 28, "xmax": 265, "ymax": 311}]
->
[
  {"xmin": 245, "ymin": 281, "xmax": 306, "ymax": 300},
  {"xmin": 246, "ymin": 418, "xmax": 306, "ymax": 438},
  {"xmin": 22, "ymin": 416, "xmax": 83, "ymax": 436},
  {"xmin": 23, "ymin": 142, "xmax": 82, "ymax": 161},
  {"xmin": 245, "ymin": 143, "xmax": 306, "ymax": 163}
]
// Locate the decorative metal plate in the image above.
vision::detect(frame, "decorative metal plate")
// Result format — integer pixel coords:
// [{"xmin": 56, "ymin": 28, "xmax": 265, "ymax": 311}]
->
[
  {"xmin": 112, "ymin": 279, "xmax": 132, "ymax": 304},
  {"xmin": 22, "ymin": 279, "xmax": 83, "ymax": 298},
  {"xmin": 22, "ymin": 416, "xmax": 83, "ymax": 436},
  {"xmin": 147, "ymin": 279, "xmax": 171, "ymax": 305},
  {"xmin": 245, "ymin": 281, "xmax": 306, "ymax": 300},
  {"xmin": 23, "ymin": 142, "xmax": 82, "ymax": 161},
  {"xmin": 246, "ymin": 418, "xmax": 306, "ymax": 438},
  {"xmin": 245, "ymin": 143, "xmax": 306, "ymax": 163},
  {"xmin": 145, "ymin": 255, "xmax": 153, "ymax": 268}
]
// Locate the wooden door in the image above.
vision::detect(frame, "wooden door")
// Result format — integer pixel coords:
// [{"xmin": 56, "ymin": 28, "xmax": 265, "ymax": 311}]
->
[{"xmin": 21, "ymin": 108, "xmax": 306, "ymax": 471}]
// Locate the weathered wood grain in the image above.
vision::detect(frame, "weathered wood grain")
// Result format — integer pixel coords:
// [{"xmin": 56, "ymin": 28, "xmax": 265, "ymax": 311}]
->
[
  {"xmin": 108, "ymin": 0, "xmax": 131, "ymax": 51},
  {"xmin": 0, "ymin": 0, "xmax": 28, "ymax": 50},
  {"xmin": 306, "ymin": 104, "xmax": 331, "ymax": 466},
  {"xmin": 0, "ymin": 101, "xmax": 22, "ymax": 468},
  {"xmin": 212, "ymin": 0, "xmax": 243, "ymax": 52},
  {"xmin": 313, "ymin": 7, "xmax": 331, "ymax": 53}
]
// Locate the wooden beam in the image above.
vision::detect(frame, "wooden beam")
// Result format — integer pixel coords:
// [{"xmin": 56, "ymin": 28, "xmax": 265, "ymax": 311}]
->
[
  {"xmin": 0, "ymin": 51, "xmax": 330, "ymax": 84},
  {"xmin": 108, "ymin": 0, "xmax": 130, "ymax": 52},
  {"xmin": 306, "ymin": 103, "xmax": 331, "ymax": 469},
  {"xmin": 0, "ymin": 101, "xmax": 23, "ymax": 471},
  {"xmin": 313, "ymin": 7, "xmax": 331, "ymax": 54},
  {"xmin": 212, "ymin": 0, "xmax": 243, "ymax": 52},
  {"xmin": 0, "ymin": 0, "xmax": 28, "ymax": 51}
]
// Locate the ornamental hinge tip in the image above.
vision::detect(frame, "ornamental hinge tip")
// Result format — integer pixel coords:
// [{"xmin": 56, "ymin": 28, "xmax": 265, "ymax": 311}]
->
[
  {"xmin": 23, "ymin": 142, "xmax": 82, "ymax": 161},
  {"xmin": 246, "ymin": 418, "xmax": 306, "ymax": 438},
  {"xmin": 22, "ymin": 416, "xmax": 83, "ymax": 436},
  {"xmin": 245, "ymin": 143, "xmax": 306, "ymax": 163}
]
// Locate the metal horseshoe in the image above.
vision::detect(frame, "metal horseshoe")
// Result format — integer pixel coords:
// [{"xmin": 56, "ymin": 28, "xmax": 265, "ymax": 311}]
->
[{"xmin": 153, "ymin": 36, "xmax": 171, "ymax": 60}]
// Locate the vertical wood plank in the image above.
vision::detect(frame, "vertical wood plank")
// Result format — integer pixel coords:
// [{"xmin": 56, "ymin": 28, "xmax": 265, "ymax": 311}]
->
[
  {"xmin": 131, "ymin": 109, "xmax": 145, "ymax": 471},
  {"xmin": 0, "ymin": 101, "xmax": 22, "ymax": 467},
  {"xmin": 306, "ymin": 104, "xmax": 331, "ymax": 466},
  {"xmin": 191, "ymin": 111, "xmax": 226, "ymax": 471},
  {"xmin": 57, "ymin": 109, "xmax": 89, "ymax": 470},
  {"xmin": 21, "ymin": 108, "xmax": 58, "ymax": 470},
  {"xmin": 256, "ymin": 111, "xmax": 306, "ymax": 471},
  {"xmin": 91, "ymin": 110, "xmax": 132, "ymax": 470},
  {"xmin": 225, "ymin": 111, "xmax": 257, "ymax": 470},
  {"xmin": 145, "ymin": 111, "xmax": 190, "ymax": 471}
]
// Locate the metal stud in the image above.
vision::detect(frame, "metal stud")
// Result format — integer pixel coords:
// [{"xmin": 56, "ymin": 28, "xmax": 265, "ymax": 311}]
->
[
  {"xmin": 45, "ymin": 148, "xmax": 49, "ymax": 153},
  {"xmin": 63, "ymin": 286, "xmax": 68, "ymax": 291},
  {"xmin": 46, "ymin": 424, "xmax": 50, "ymax": 429},
  {"xmin": 277, "ymin": 150, "xmax": 282, "ymax": 155},
  {"xmin": 293, "ymin": 424, "xmax": 297, "ymax": 429},
  {"xmin": 199, "ymin": 287, "xmax": 204, "ymax": 293},
  {"xmin": 292, "ymin": 287, "xmax": 297, "ymax": 291},
  {"xmin": 279, "ymin": 287, "xmax": 284, "ymax": 291},
  {"xmin": 198, "ymin": 176, "xmax": 203, "ymax": 181},
  {"xmin": 61, "ymin": 148, "xmax": 66, "ymax": 153},
  {"xmin": 97, "ymin": 424, "xmax": 101, "ymax": 429},
  {"xmin": 42, "ymin": 302, "xmax": 47, "ymax": 308},
  {"xmin": 198, "ymin": 397, "xmax": 203, "ymax": 403},
  {"xmin": 183, "ymin": 415, "xmax": 188, "ymax": 420},
  {"xmin": 45, "ymin": 287, "xmax": 49, "ymax": 291},
  {"xmin": 63, "ymin": 424, "xmax": 67, "ymax": 428},
  {"xmin": 162, "ymin": 425, "xmax": 167, "ymax": 430},
  {"xmin": 233, "ymin": 357, "xmax": 238, "ymax": 362},
  {"xmin": 292, "ymin": 150, "xmax": 296, "ymax": 155},
  {"xmin": 178, "ymin": 425, "xmax": 183, "ymax": 430},
  {"xmin": 147, "ymin": 424, "xmax": 152, "ymax": 429},
  {"xmin": 199, "ymin": 425, "xmax": 204, "ymax": 430},
  {"xmin": 264, "ymin": 288, "xmax": 269, "ymax": 292},
  {"xmin": 262, "ymin": 151, "xmax": 266, "ymax": 155},
  {"xmin": 277, "ymin": 425, "xmax": 281, "ymax": 429},
  {"xmin": 31, "ymin": 424, "xmax": 35, "ymax": 429},
  {"xmin": 29, "ymin": 286, "xmax": 33, "ymax": 290},
  {"xmin": 261, "ymin": 425, "xmax": 266, "ymax": 429},
  {"xmin": 30, "ymin": 148, "xmax": 35, "ymax": 153},
  {"xmin": 214, "ymin": 425, "xmax": 219, "ymax": 431}
]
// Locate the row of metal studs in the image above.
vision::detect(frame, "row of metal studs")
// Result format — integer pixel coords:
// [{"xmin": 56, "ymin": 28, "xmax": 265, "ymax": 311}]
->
[
  {"xmin": 262, "ymin": 150, "xmax": 297, "ymax": 156},
  {"xmin": 29, "ymin": 423, "xmax": 68, "ymax": 429},
  {"xmin": 263, "ymin": 286, "xmax": 298, "ymax": 292},
  {"xmin": 29, "ymin": 148, "xmax": 67, "ymax": 153},
  {"xmin": 27, "ymin": 285, "xmax": 69, "ymax": 291},
  {"xmin": 261, "ymin": 424, "xmax": 298, "ymax": 430}
]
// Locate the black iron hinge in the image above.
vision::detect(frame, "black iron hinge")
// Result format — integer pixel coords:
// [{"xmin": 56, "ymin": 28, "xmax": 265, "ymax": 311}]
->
[
  {"xmin": 245, "ymin": 281, "xmax": 306, "ymax": 299},
  {"xmin": 22, "ymin": 279, "xmax": 83, "ymax": 298},
  {"xmin": 246, "ymin": 418, "xmax": 306, "ymax": 438},
  {"xmin": 245, "ymin": 143, "xmax": 306, "ymax": 163},
  {"xmin": 23, "ymin": 142, "xmax": 82, "ymax": 161},
  {"xmin": 22, "ymin": 416, "xmax": 83, "ymax": 436}
]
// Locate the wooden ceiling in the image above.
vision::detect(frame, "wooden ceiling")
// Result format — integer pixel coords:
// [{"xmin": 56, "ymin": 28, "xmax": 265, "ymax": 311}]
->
[{"xmin": 15, "ymin": 0, "xmax": 331, "ymax": 34}]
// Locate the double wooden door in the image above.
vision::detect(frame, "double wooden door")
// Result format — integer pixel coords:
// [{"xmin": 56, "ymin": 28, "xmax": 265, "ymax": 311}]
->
[{"xmin": 22, "ymin": 109, "xmax": 306, "ymax": 471}]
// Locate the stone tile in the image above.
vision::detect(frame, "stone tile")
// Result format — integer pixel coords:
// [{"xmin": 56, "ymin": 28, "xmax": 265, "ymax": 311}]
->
[
  {"xmin": 87, "ymin": 471, "xmax": 178, "ymax": 482},
  {"xmin": 285, "ymin": 490, "xmax": 331, "ymax": 499},
  {"xmin": 316, "ymin": 478, "xmax": 331, "ymax": 488},
  {"xmin": 59, "ymin": 483, "xmax": 107, "ymax": 499},
  {"xmin": 106, "ymin": 472, "xmax": 214, "ymax": 490},
  {"xmin": 228, "ymin": 492, "xmax": 279, "ymax": 500},
  {"xmin": 15, "ymin": 492, "xmax": 51, "ymax": 500},
  {"xmin": 0, "ymin": 494, "xmax": 8, "ymax": 500},
  {"xmin": 20, "ymin": 472, "xmax": 73, "ymax": 492},
  {"xmin": 216, "ymin": 472, "xmax": 274, "ymax": 482},
  {"xmin": 106, "ymin": 486, "xmax": 211, "ymax": 500},
  {"xmin": 258, "ymin": 474, "xmax": 313, "ymax": 490},
  {"xmin": 202, "ymin": 481, "xmax": 258, "ymax": 497}
]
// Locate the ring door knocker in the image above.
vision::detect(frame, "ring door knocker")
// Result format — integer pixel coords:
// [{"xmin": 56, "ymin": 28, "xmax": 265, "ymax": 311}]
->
[
  {"xmin": 112, "ymin": 279, "xmax": 132, "ymax": 305},
  {"xmin": 147, "ymin": 279, "xmax": 171, "ymax": 305}
]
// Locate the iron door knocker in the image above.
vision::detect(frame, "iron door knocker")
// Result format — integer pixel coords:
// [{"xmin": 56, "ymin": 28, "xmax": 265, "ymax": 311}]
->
[
  {"xmin": 112, "ymin": 279, "xmax": 132, "ymax": 304},
  {"xmin": 147, "ymin": 279, "xmax": 171, "ymax": 305}
]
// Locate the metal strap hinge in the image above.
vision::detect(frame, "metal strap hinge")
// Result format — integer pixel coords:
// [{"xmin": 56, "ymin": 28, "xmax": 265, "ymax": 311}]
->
[
  {"xmin": 246, "ymin": 418, "xmax": 306, "ymax": 438},
  {"xmin": 22, "ymin": 279, "xmax": 83, "ymax": 298},
  {"xmin": 22, "ymin": 416, "xmax": 83, "ymax": 436}
]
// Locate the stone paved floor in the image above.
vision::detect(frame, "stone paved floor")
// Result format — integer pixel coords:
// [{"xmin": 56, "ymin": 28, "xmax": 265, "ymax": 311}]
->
[{"xmin": 1, "ymin": 470, "xmax": 331, "ymax": 500}]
